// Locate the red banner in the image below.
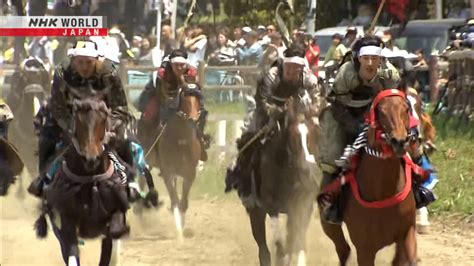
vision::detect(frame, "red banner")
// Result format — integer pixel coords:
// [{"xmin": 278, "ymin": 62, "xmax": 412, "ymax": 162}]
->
[{"xmin": 0, "ymin": 28, "xmax": 108, "ymax": 36}]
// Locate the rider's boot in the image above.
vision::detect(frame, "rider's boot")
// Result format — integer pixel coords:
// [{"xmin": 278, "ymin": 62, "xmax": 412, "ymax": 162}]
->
[
  {"xmin": 412, "ymin": 155, "xmax": 437, "ymax": 209},
  {"xmin": 28, "ymin": 175, "xmax": 45, "ymax": 198},
  {"xmin": 317, "ymin": 171, "xmax": 343, "ymax": 225},
  {"xmin": 225, "ymin": 131, "xmax": 255, "ymax": 196},
  {"xmin": 197, "ymin": 109, "xmax": 211, "ymax": 161},
  {"xmin": 28, "ymin": 159, "xmax": 61, "ymax": 198}
]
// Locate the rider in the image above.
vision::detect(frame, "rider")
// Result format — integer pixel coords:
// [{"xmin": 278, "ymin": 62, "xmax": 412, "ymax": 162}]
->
[
  {"xmin": 7, "ymin": 56, "xmax": 50, "ymax": 113},
  {"xmin": 138, "ymin": 49, "xmax": 211, "ymax": 161},
  {"xmin": 317, "ymin": 35, "xmax": 435, "ymax": 225},
  {"xmin": 28, "ymin": 40, "xmax": 133, "ymax": 237},
  {"xmin": 225, "ymin": 44, "xmax": 324, "ymax": 197}
]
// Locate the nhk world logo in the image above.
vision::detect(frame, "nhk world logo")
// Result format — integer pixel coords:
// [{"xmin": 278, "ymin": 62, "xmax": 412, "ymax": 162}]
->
[{"xmin": 0, "ymin": 16, "xmax": 107, "ymax": 36}]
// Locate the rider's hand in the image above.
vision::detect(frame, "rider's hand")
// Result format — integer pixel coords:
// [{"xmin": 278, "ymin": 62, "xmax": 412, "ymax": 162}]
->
[{"xmin": 265, "ymin": 103, "xmax": 279, "ymax": 116}]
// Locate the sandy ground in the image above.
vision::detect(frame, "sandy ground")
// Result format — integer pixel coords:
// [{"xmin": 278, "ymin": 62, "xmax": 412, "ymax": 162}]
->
[{"xmin": 1, "ymin": 172, "xmax": 473, "ymax": 266}]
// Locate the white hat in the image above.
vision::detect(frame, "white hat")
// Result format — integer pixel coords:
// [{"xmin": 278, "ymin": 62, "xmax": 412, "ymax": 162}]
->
[
  {"xmin": 67, "ymin": 40, "xmax": 99, "ymax": 58},
  {"xmin": 242, "ymin": 26, "xmax": 252, "ymax": 33}
]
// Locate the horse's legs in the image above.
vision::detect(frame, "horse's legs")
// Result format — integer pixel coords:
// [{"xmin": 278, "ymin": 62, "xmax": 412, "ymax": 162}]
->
[
  {"xmin": 403, "ymin": 226, "xmax": 418, "ymax": 265},
  {"xmin": 179, "ymin": 170, "xmax": 196, "ymax": 214},
  {"xmin": 247, "ymin": 207, "xmax": 271, "ymax": 266},
  {"xmin": 356, "ymin": 248, "xmax": 376, "ymax": 266},
  {"xmin": 392, "ymin": 226, "xmax": 418, "ymax": 266},
  {"xmin": 162, "ymin": 174, "xmax": 179, "ymax": 208},
  {"xmin": 52, "ymin": 215, "xmax": 80, "ymax": 265},
  {"xmin": 286, "ymin": 197, "xmax": 313, "ymax": 266},
  {"xmin": 319, "ymin": 218, "xmax": 351, "ymax": 265},
  {"xmin": 99, "ymin": 237, "xmax": 113, "ymax": 266}
]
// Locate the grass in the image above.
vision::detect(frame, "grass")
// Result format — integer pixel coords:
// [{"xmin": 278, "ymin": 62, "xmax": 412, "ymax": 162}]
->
[
  {"xmin": 187, "ymin": 102, "xmax": 474, "ymax": 217},
  {"xmin": 428, "ymin": 114, "xmax": 474, "ymax": 217}
]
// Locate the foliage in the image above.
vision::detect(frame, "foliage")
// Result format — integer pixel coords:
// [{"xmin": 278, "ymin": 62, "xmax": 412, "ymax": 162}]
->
[
  {"xmin": 429, "ymin": 114, "xmax": 474, "ymax": 217},
  {"xmin": 194, "ymin": 0, "xmax": 307, "ymax": 32}
]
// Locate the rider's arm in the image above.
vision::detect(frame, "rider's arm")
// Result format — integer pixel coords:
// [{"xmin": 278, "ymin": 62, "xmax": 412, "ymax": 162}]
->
[
  {"xmin": 332, "ymin": 62, "xmax": 359, "ymax": 106},
  {"xmin": 255, "ymin": 67, "xmax": 277, "ymax": 111},
  {"xmin": 105, "ymin": 69, "xmax": 129, "ymax": 114}
]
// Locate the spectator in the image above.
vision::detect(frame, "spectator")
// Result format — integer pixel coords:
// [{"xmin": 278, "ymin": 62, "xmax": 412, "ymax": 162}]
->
[
  {"xmin": 138, "ymin": 37, "xmax": 153, "ymax": 65},
  {"xmin": 305, "ymin": 35, "xmax": 320, "ymax": 76},
  {"xmin": 161, "ymin": 24, "xmax": 177, "ymax": 57},
  {"xmin": 184, "ymin": 24, "xmax": 208, "ymax": 67},
  {"xmin": 351, "ymin": 4, "xmax": 373, "ymax": 26},
  {"xmin": 237, "ymin": 31, "xmax": 263, "ymax": 66},
  {"xmin": 413, "ymin": 49, "xmax": 427, "ymax": 68},
  {"xmin": 232, "ymin": 26, "xmax": 244, "ymax": 47},
  {"xmin": 2, "ymin": 37, "xmax": 15, "ymax": 64},
  {"xmin": 382, "ymin": 31, "xmax": 399, "ymax": 51},
  {"xmin": 258, "ymin": 24, "xmax": 276, "ymax": 48},
  {"xmin": 343, "ymin": 26, "xmax": 358, "ymax": 49},
  {"xmin": 207, "ymin": 27, "xmax": 235, "ymax": 66},
  {"xmin": 324, "ymin": 33, "xmax": 347, "ymax": 66},
  {"xmin": 131, "ymin": 36, "xmax": 143, "ymax": 59}
]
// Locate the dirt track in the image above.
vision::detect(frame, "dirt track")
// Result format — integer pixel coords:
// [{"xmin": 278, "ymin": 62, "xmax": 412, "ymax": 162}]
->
[{"xmin": 1, "ymin": 172, "xmax": 473, "ymax": 266}]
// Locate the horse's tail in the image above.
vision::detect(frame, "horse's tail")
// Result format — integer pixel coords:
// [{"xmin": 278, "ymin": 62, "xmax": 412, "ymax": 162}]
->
[
  {"xmin": 420, "ymin": 112, "xmax": 436, "ymax": 143},
  {"xmin": 34, "ymin": 209, "xmax": 48, "ymax": 238}
]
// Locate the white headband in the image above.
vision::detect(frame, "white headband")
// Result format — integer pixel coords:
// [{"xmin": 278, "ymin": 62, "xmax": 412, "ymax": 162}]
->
[
  {"xmin": 283, "ymin": 56, "xmax": 305, "ymax": 66},
  {"xmin": 358, "ymin": 45, "xmax": 382, "ymax": 57},
  {"xmin": 170, "ymin": 56, "xmax": 188, "ymax": 64}
]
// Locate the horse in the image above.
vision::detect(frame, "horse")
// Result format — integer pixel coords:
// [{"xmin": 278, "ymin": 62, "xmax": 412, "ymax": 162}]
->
[
  {"xmin": 320, "ymin": 89, "xmax": 421, "ymax": 266},
  {"xmin": 9, "ymin": 71, "xmax": 49, "ymax": 174},
  {"xmin": 242, "ymin": 93, "xmax": 319, "ymax": 266},
  {"xmin": 154, "ymin": 84, "xmax": 203, "ymax": 239},
  {"xmin": 38, "ymin": 99, "xmax": 129, "ymax": 266}
]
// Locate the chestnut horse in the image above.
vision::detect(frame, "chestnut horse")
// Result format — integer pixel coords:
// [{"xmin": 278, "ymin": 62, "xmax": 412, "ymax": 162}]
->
[
  {"xmin": 41, "ymin": 99, "xmax": 128, "ymax": 266},
  {"xmin": 156, "ymin": 86, "xmax": 202, "ymax": 239},
  {"xmin": 244, "ymin": 95, "xmax": 318, "ymax": 266},
  {"xmin": 321, "ymin": 89, "xmax": 420, "ymax": 265}
]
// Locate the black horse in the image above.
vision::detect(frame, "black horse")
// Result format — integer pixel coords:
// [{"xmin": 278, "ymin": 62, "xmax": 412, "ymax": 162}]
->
[{"xmin": 36, "ymin": 99, "xmax": 131, "ymax": 265}]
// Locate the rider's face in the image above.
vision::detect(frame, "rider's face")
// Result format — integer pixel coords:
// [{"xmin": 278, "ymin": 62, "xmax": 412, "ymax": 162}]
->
[
  {"xmin": 171, "ymin": 62, "xmax": 187, "ymax": 77},
  {"xmin": 358, "ymin": 55, "xmax": 381, "ymax": 80},
  {"xmin": 72, "ymin": 56, "xmax": 97, "ymax": 79},
  {"xmin": 283, "ymin": 63, "xmax": 303, "ymax": 84}
]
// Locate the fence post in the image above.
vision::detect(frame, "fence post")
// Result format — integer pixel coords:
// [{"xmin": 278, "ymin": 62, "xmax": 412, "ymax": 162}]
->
[
  {"xmin": 216, "ymin": 120, "xmax": 227, "ymax": 161},
  {"xmin": 233, "ymin": 120, "xmax": 244, "ymax": 142},
  {"xmin": 429, "ymin": 55, "xmax": 439, "ymax": 105}
]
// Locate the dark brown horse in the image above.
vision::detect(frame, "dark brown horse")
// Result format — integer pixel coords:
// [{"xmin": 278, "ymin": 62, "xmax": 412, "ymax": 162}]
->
[
  {"xmin": 41, "ymin": 99, "xmax": 128, "ymax": 266},
  {"xmin": 244, "ymin": 95, "xmax": 318, "ymax": 266},
  {"xmin": 156, "ymin": 85, "xmax": 202, "ymax": 240},
  {"xmin": 321, "ymin": 89, "xmax": 419, "ymax": 266}
]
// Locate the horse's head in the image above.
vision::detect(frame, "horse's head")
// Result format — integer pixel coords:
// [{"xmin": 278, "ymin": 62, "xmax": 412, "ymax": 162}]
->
[
  {"xmin": 368, "ymin": 89, "xmax": 411, "ymax": 157},
  {"xmin": 70, "ymin": 99, "xmax": 110, "ymax": 162},
  {"xmin": 269, "ymin": 91, "xmax": 315, "ymax": 164},
  {"xmin": 177, "ymin": 83, "xmax": 202, "ymax": 122}
]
